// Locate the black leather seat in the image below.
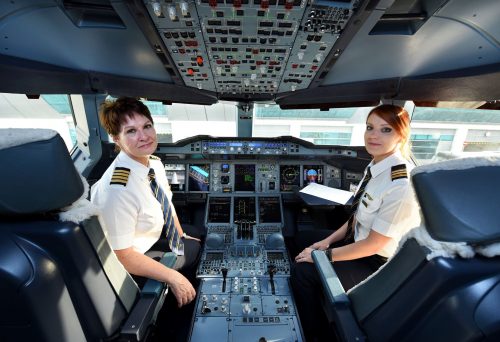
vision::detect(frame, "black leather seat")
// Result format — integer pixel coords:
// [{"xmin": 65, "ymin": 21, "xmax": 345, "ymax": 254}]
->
[
  {"xmin": 312, "ymin": 157, "xmax": 500, "ymax": 342},
  {"xmin": 0, "ymin": 129, "xmax": 175, "ymax": 342}
]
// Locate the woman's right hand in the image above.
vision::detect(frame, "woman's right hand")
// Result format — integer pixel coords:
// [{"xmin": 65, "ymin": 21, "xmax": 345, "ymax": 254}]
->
[
  {"xmin": 310, "ymin": 239, "xmax": 329, "ymax": 251},
  {"xmin": 168, "ymin": 271, "xmax": 196, "ymax": 308}
]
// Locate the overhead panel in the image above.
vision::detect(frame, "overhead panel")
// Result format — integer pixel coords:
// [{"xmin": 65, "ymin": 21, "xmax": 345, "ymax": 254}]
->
[{"xmin": 143, "ymin": 0, "xmax": 358, "ymax": 96}]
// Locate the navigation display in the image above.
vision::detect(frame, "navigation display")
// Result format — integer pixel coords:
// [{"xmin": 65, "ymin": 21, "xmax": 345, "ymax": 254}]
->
[
  {"xmin": 280, "ymin": 165, "xmax": 300, "ymax": 191},
  {"xmin": 164, "ymin": 164, "xmax": 186, "ymax": 191},
  {"xmin": 188, "ymin": 164, "xmax": 210, "ymax": 191},
  {"xmin": 259, "ymin": 196, "xmax": 282, "ymax": 223},
  {"xmin": 303, "ymin": 165, "xmax": 324, "ymax": 185},
  {"xmin": 234, "ymin": 164, "xmax": 255, "ymax": 192},
  {"xmin": 207, "ymin": 197, "xmax": 231, "ymax": 223}
]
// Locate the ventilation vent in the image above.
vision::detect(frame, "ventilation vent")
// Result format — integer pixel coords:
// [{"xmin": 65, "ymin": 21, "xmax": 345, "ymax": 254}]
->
[
  {"xmin": 62, "ymin": 0, "xmax": 125, "ymax": 29},
  {"xmin": 369, "ymin": 0, "xmax": 448, "ymax": 35}
]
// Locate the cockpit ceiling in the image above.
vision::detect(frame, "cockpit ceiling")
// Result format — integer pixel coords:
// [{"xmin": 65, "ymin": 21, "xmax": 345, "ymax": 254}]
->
[
  {"xmin": 141, "ymin": 0, "xmax": 355, "ymax": 96},
  {"xmin": 0, "ymin": 0, "xmax": 499, "ymax": 106}
]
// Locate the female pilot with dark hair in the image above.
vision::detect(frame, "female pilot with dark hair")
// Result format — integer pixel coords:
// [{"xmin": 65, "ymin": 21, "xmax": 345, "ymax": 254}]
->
[
  {"xmin": 91, "ymin": 97, "xmax": 201, "ymax": 308},
  {"xmin": 291, "ymin": 104, "xmax": 421, "ymax": 341}
]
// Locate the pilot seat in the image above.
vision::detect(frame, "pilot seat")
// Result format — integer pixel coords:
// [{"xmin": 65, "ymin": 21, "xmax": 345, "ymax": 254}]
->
[
  {"xmin": 312, "ymin": 156, "xmax": 500, "ymax": 341},
  {"xmin": 0, "ymin": 129, "xmax": 176, "ymax": 341}
]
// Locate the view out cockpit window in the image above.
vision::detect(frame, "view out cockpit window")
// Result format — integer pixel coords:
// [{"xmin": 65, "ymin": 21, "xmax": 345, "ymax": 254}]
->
[
  {"xmin": 101, "ymin": 97, "xmax": 500, "ymax": 165},
  {"xmin": 0, "ymin": 93, "xmax": 76, "ymax": 151},
  {"xmin": 142, "ymin": 100, "xmax": 238, "ymax": 143},
  {"xmin": 410, "ymin": 105, "xmax": 500, "ymax": 164},
  {"xmin": 253, "ymin": 104, "xmax": 367, "ymax": 146},
  {"xmin": 253, "ymin": 103, "xmax": 500, "ymax": 165}
]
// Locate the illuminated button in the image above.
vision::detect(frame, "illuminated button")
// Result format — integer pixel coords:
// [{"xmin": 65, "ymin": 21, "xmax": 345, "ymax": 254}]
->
[
  {"xmin": 167, "ymin": 6, "xmax": 177, "ymax": 20},
  {"xmin": 179, "ymin": 1, "xmax": 189, "ymax": 16},
  {"xmin": 242, "ymin": 303, "xmax": 251, "ymax": 314}
]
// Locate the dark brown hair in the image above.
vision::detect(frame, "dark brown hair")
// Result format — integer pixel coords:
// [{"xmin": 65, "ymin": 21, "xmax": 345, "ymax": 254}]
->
[
  {"xmin": 99, "ymin": 97, "xmax": 154, "ymax": 137},
  {"xmin": 367, "ymin": 104, "xmax": 411, "ymax": 158}
]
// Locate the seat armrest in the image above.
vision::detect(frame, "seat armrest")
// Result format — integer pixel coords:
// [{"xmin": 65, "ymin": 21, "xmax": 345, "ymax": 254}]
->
[
  {"xmin": 142, "ymin": 252, "xmax": 177, "ymax": 294},
  {"xmin": 311, "ymin": 250, "xmax": 366, "ymax": 342},
  {"xmin": 120, "ymin": 253, "xmax": 177, "ymax": 341}
]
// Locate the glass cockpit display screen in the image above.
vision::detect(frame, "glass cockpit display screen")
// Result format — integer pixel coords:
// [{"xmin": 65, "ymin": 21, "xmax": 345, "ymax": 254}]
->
[
  {"xmin": 303, "ymin": 165, "xmax": 324, "ymax": 185},
  {"xmin": 280, "ymin": 165, "xmax": 300, "ymax": 191},
  {"xmin": 234, "ymin": 196, "xmax": 256, "ymax": 222},
  {"xmin": 188, "ymin": 164, "xmax": 210, "ymax": 191},
  {"xmin": 207, "ymin": 197, "xmax": 231, "ymax": 223},
  {"xmin": 164, "ymin": 164, "xmax": 186, "ymax": 191},
  {"xmin": 234, "ymin": 164, "xmax": 255, "ymax": 192},
  {"xmin": 259, "ymin": 196, "xmax": 282, "ymax": 223}
]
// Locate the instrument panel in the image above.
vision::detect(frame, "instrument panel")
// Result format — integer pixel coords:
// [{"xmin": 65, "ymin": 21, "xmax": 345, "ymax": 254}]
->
[
  {"xmin": 156, "ymin": 138, "xmax": 366, "ymax": 341},
  {"xmin": 142, "ymin": 0, "xmax": 358, "ymax": 95},
  {"xmin": 166, "ymin": 161, "xmax": 343, "ymax": 193},
  {"xmin": 161, "ymin": 138, "xmax": 366, "ymax": 194},
  {"xmin": 193, "ymin": 192, "xmax": 300, "ymax": 341}
]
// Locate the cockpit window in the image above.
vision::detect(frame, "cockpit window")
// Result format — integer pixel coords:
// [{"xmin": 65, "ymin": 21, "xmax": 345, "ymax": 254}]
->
[
  {"xmin": 410, "ymin": 105, "xmax": 500, "ymax": 164},
  {"xmin": 253, "ymin": 104, "xmax": 370, "ymax": 146},
  {"xmin": 253, "ymin": 103, "xmax": 500, "ymax": 164},
  {"xmin": 104, "ymin": 97, "xmax": 238, "ymax": 143},
  {"xmin": 0, "ymin": 93, "xmax": 76, "ymax": 151},
  {"xmin": 98, "ymin": 97, "xmax": 500, "ymax": 164}
]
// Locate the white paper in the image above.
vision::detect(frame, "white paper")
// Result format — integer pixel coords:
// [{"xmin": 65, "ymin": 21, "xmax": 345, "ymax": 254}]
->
[{"xmin": 299, "ymin": 183, "xmax": 353, "ymax": 205}]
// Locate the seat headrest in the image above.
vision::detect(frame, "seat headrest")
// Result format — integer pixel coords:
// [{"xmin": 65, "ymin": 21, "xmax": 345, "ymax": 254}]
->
[
  {"xmin": 0, "ymin": 129, "xmax": 84, "ymax": 215},
  {"xmin": 411, "ymin": 156, "xmax": 500, "ymax": 244}
]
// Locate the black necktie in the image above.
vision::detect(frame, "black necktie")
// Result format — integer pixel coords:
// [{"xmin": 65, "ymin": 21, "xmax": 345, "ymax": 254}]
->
[
  {"xmin": 345, "ymin": 167, "xmax": 372, "ymax": 242},
  {"xmin": 148, "ymin": 168, "xmax": 184, "ymax": 255}
]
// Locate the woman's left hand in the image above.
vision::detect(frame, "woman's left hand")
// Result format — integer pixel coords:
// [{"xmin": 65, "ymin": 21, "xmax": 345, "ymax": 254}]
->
[{"xmin": 295, "ymin": 247, "xmax": 314, "ymax": 263}]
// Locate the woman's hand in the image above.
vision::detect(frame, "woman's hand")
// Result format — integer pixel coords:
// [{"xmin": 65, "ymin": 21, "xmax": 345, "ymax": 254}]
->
[
  {"xmin": 295, "ymin": 247, "xmax": 314, "ymax": 263},
  {"xmin": 310, "ymin": 239, "xmax": 329, "ymax": 251},
  {"xmin": 168, "ymin": 270, "xmax": 197, "ymax": 307}
]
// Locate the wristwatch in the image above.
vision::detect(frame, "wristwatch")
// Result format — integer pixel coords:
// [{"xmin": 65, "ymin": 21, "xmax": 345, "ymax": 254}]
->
[{"xmin": 324, "ymin": 248, "xmax": 333, "ymax": 262}]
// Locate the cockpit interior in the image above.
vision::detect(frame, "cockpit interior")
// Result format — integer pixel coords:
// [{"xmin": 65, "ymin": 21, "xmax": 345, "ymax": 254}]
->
[{"xmin": 1, "ymin": 0, "xmax": 499, "ymax": 341}]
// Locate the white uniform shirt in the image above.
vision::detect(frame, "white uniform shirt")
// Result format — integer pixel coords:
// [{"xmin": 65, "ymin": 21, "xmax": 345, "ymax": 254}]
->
[
  {"xmin": 91, "ymin": 151, "xmax": 173, "ymax": 254},
  {"xmin": 354, "ymin": 151, "xmax": 421, "ymax": 258}
]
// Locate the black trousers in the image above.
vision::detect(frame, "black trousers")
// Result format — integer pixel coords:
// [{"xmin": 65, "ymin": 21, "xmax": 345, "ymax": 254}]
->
[
  {"xmin": 291, "ymin": 229, "xmax": 386, "ymax": 342},
  {"xmin": 135, "ymin": 224, "xmax": 202, "ymax": 288}
]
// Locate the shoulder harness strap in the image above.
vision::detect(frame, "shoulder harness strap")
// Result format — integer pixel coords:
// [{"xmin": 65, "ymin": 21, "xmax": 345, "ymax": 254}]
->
[
  {"xmin": 110, "ymin": 167, "xmax": 130, "ymax": 186},
  {"xmin": 391, "ymin": 164, "xmax": 407, "ymax": 181}
]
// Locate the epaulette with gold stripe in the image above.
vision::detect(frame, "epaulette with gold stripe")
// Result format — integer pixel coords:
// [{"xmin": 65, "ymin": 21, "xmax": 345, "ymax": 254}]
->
[
  {"xmin": 149, "ymin": 155, "xmax": 161, "ymax": 161},
  {"xmin": 110, "ymin": 167, "xmax": 130, "ymax": 186},
  {"xmin": 391, "ymin": 164, "xmax": 407, "ymax": 181}
]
